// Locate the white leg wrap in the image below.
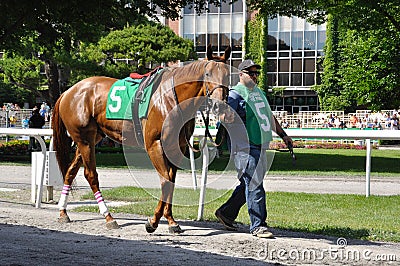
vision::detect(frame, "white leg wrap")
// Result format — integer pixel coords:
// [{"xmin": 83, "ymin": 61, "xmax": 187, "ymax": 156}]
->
[
  {"xmin": 58, "ymin": 184, "xmax": 71, "ymax": 210},
  {"xmin": 94, "ymin": 191, "xmax": 109, "ymax": 216}
]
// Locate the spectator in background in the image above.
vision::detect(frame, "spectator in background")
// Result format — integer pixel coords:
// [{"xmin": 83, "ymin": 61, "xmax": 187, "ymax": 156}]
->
[
  {"xmin": 365, "ymin": 113, "xmax": 373, "ymax": 124},
  {"xmin": 281, "ymin": 119, "xmax": 289, "ymax": 129},
  {"xmin": 328, "ymin": 114, "xmax": 335, "ymax": 127},
  {"xmin": 321, "ymin": 118, "xmax": 329, "ymax": 128},
  {"xmin": 339, "ymin": 119, "xmax": 347, "ymax": 129},
  {"xmin": 360, "ymin": 118, "xmax": 368, "ymax": 129},
  {"xmin": 349, "ymin": 115, "xmax": 358, "ymax": 128},
  {"xmin": 372, "ymin": 119, "xmax": 382, "ymax": 130},
  {"xmin": 390, "ymin": 114, "xmax": 399, "ymax": 130},
  {"xmin": 296, "ymin": 119, "xmax": 301, "ymax": 128},
  {"xmin": 22, "ymin": 116, "xmax": 29, "ymax": 128},
  {"xmin": 28, "ymin": 108, "xmax": 45, "ymax": 151},
  {"xmin": 40, "ymin": 102, "xmax": 51, "ymax": 121},
  {"xmin": 384, "ymin": 113, "xmax": 391, "ymax": 129},
  {"xmin": 39, "ymin": 105, "xmax": 47, "ymax": 117},
  {"xmin": 9, "ymin": 115, "xmax": 17, "ymax": 127},
  {"xmin": 334, "ymin": 116, "xmax": 341, "ymax": 128}
]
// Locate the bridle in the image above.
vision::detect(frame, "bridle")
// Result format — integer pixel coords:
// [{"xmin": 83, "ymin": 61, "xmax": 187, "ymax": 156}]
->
[
  {"xmin": 170, "ymin": 60, "xmax": 229, "ymax": 152},
  {"xmin": 198, "ymin": 60, "xmax": 229, "ymax": 149}
]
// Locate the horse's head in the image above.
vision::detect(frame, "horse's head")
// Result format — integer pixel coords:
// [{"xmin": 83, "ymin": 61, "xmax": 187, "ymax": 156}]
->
[{"xmin": 203, "ymin": 44, "xmax": 231, "ymax": 119}]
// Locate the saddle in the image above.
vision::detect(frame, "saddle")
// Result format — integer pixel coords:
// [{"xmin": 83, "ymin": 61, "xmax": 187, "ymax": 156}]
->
[{"xmin": 131, "ymin": 67, "xmax": 164, "ymax": 146}]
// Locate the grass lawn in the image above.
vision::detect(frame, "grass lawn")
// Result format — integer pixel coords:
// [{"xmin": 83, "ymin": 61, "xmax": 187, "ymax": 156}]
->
[
  {"xmin": 2, "ymin": 148, "xmax": 399, "ymax": 178},
  {"xmin": 96, "ymin": 148, "xmax": 400, "ymax": 177},
  {"xmin": 77, "ymin": 186, "xmax": 400, "ymax": 243}
]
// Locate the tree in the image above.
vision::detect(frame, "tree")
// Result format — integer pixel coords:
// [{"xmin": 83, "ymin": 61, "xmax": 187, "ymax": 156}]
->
[
  {"xmin": 338, "ymin": 28, "xmax": 400, "ymax": 111},
  {"xmin": 248, "ymin": 0, "xmax": 400, "ymax": 111},
  {"xmin": 96, "ymin": 23, "xmax": 196, "ymax": 71},
  {"xmin": 0, "ymin": 0, "xmax": 225, "ymax": 105},
  {"xmin": 71, "ymin": 22, "xmax": 196, "ymax": 84}
]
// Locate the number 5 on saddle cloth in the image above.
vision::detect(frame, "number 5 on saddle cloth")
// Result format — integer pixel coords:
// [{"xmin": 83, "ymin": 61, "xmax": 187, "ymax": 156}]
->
[{"xmin": 106, "ymin": 67, "xmax": 165, "ymax": 145}]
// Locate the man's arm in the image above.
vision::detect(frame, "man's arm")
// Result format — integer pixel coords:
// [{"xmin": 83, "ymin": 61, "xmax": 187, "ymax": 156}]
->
[{"xmin": 273, "ymin": 116, "xmax": 293, "ymax": 148}]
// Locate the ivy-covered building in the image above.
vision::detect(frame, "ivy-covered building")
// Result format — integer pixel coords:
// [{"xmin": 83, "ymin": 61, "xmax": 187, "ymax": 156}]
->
[{"xmin": 163, "ymin": 1, "xmax": 326, "ymax": 114}]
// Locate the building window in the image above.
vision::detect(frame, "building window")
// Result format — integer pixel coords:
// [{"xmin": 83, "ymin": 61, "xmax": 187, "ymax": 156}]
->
[
  {"xmin": 303, "ymin": 73, "xmax": 315, "ymax": 86},
  {"xmin": 279, "ymin": 32, "xmax": 290, "ymax": 50},
  {"xmin": 208, "ymin": 34, "xmax": 219, "ymax": 48},
  {"xmin": 291, "ymin": 31, "xmax": 303, "ymax": 50},
  {"xmin": 291, "ymin": 73, "xmax": 302, "ymax": 86},
  {"xmin": 267, "ymin": 15, "xmax": 325, "ymax": 112},
  {"xmin": 278, "ymin": 73, "xmax": 289, "ymax": 86},
  {"xmin": 184, "ymin": 5, "xmax": 194, "ymax": 14},
  {"xmin": 182, "ymin": 1, "xmax": 245, "ymax": 86},
  {"xmin": 268, "ymin": 33, "xmax": 278, "ymax": 51},
  {"xmin": 291, "ymin": 59, "xmax": 302, "ymax": 72},
  {"xmin": 304, "ymin": 31, "xmax": 316, "ymax": 50},
  {"xmin": 267, "ymin": 59, "xmax": 277, "ymax": 72},
  {"xmin": 221, "ymin": 1, "xmax": 230, "ymax": 13},
  {"xmin": 232, "ymin": 0, "xmax": 243, "ymax": 12},
  {"xmin": 304, "ymin": 58, "xmax": 315, "ymax": 72},
  {"xmin": 267, "ymin": 73, "xmax": 277, "ymax": 86},
  {"xmin": 220, "ymin": 33, "xmax": 230, "ymax": 51},
  {"xmin": 279, "ymin": 59, "xmax": 289, "ymax": 72},
  {"xmin": 317, "ymin": 30, "xmax": 326, "ymax": 50},
  {"xmin": 196, "ymin": 34, "xmax": 207, "ymax": 52},
  {"xmin": 231, "ymin": 33, "xmax": 243, "ymax": 51},
  {"xmin": 208, "ymin": 3, "xmax": 219, "ymax": 13}
]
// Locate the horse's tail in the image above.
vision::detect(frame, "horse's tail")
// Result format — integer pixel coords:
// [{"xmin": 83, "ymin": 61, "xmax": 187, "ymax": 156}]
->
[{"xmin": 52, "ymin": 94, "xmax": 72, "ymax": 180}]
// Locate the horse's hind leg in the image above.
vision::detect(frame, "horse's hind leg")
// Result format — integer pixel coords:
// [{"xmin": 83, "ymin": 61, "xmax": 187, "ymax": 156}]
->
[
  {"xmin": 58, "ymin": 149, "xmax": 83, "ymax": 223},
  {"xmin": 77, "ymin": 140, "xmax": 119, "ymax": 229}
]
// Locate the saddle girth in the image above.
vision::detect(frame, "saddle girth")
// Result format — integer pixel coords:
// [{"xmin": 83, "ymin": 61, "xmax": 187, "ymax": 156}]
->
[{"xmin": 131, "ymin": 67, "xmax": 164, "ymax": 146}]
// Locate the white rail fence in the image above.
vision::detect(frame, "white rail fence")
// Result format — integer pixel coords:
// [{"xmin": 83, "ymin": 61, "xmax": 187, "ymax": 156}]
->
[
  {"xmin": 1, "ymin": 128, "xmax": 399, "ymax": 214},
  {"xmin": 193, "ymin": 128, "xmax": 400, "ymax": 220},
  {"xmin": 0, "ymin": 128, "xmax": 53, "ymax": 208}
]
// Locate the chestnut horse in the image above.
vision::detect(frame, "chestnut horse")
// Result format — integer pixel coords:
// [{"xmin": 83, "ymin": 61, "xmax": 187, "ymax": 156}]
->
[{"xmin": 52, "ymin": 45, "xmax": 231, "ymax": 233}]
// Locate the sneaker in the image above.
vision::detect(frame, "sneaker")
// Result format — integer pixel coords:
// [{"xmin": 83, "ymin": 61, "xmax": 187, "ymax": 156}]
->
[
  {"xmin": 215, "ymin": 209, "xmax": 237, "ymax": 231},
  {"xmin": 251, "ymin": 227, "xmax": 274, "ymax": 238}
]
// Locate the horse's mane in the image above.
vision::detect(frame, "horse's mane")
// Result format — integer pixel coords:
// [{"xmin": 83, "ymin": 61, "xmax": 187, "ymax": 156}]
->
[{"xmin": 164, "ymin": 60, "xmax": 207, "ymax": 81}]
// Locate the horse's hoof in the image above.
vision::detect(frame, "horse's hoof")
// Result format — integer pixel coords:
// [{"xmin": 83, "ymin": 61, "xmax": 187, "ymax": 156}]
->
[
  {"xmin": 58, "ymin": 215, "xmax": 71, "ymax": 223},
  {"xmin": 145, "ymin": 218, "xmax": 157, "ymax": 233},
  {"xmin": 106, "ymin": 220, "xmax": 120, "ymax": 230},
  {"xmin": 168, "ymin": 224, "xmax": 183, "ymax": 234}
]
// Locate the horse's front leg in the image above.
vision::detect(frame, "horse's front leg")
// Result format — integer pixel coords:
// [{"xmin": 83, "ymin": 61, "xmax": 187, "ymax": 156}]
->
[
  {"xmin": 145, "ymin": 140, "xmax": 182, "ymax": 233},
  {"xmin": 162, "ymin": 166, "xmax": 183, "ymax": 234}
]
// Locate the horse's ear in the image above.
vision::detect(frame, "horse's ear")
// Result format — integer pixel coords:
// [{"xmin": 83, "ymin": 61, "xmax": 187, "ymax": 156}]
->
[
  {"xmin": 222, "ymin": 46, "xmax": 231, "ymax": 61},
  {"xmin": 206, "ymin": 44, "xmax": 213, "ymax": 60}
]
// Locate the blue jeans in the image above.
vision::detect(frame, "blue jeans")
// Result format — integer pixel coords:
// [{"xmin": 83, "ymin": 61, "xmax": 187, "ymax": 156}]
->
[{"xmin": 218, "ymin": 146, "xmax": 268, "ymax": 232}]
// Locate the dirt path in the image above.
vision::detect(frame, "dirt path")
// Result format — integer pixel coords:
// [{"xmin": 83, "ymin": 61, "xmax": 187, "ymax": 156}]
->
[
  {"xmin": 1, "ymin": 166, "xmax": 399, "ymax": 265},
  {"xmin": 1, "ymin": 199, "xmax": 399, "ymax": 265}
]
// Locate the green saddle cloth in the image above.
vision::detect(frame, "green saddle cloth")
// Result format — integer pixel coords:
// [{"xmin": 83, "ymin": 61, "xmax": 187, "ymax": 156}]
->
[{"xmin": 106, "ymin": 76, "xmax": 156, "ymax": 120}]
